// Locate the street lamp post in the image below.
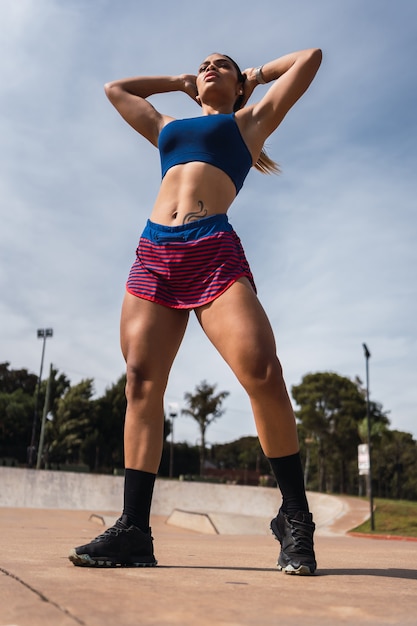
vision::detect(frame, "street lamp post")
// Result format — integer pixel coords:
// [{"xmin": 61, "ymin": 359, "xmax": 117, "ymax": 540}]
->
[
  {"xmin": 168, "ymin": 403, "xmax": 179, "ymax": 479},
  {"xmin": 28, "ymin": 328, "xmax": 53, "ymax": 468},
  {"xmin": 362, "ymin": 342, "xmax": 375, "ymax": 531},
  {"xmin": 36, "ymin": 362, "xmax": 53, "ymax": 470}
]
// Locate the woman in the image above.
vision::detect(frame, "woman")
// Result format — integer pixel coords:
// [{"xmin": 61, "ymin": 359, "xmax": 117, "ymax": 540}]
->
[{"xmin": 69, "ymin": 47, "xmax": 322, "ymax": 575}]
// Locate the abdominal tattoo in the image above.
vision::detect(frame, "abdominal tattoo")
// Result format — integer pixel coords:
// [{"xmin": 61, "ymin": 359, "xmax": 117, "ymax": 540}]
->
[{"xmin": 183, "ymin": 200, "xmax": 207, "ymax": 224}]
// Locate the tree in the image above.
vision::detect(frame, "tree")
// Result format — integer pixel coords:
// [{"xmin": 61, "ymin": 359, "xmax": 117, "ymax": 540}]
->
[
  {"xmin": 372, "ymin": 429, "xmax": 417, "ymax": 500},
  {"xmin": 211, "ymin": 436, "xmax": 269, "ymax": 473},
  {"xmin": 159, "ymin": 441, "xmax": 200, "ymax": 477},
  {"xmin": 91, "ymin": 374, "xmax": 127, "ymax": 472},
  {"xmin": 0, "ymin": 362, "xmax": 39, "ymax": 463},
  {"xmin": 46, "ymin": 379, "xmax": 96, "ymax": 467},
  {"xmin": 35, "ymin": 367, "xmax": 71, "ymax": 464},
  {"xmin": 0, "ymin": 388, "xmax": 34, "ymax": 462},
  {"xmin": 0, "ymin": 362, "xmax": 38, "ymax": 395},
  {"xmin": 292, "ymin": 372, "xmax": 369, "ymax": 493},
  {"xmin": 44, "ymin": 367, "xmax": 71, "ymax": 418},
  {"xmin": 182, "ymin": 380, "xmax": 229, "ymax": 475},
  {"xmin": 0, "ymin": 363, "xmax": 71, "ymax": 465}
]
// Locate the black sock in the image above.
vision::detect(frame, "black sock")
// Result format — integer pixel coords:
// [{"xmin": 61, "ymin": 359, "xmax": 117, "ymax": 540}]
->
[
  {"xmin": 268, "ymin": 452, "xmax": 309, "ymax": 517},
  {"xmin": 123, "ymin": 468, "xmax": 156, "ymax": 532}
]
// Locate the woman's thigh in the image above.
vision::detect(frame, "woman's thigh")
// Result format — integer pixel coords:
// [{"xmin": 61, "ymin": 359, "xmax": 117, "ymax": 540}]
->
[
  {"xmin": 120, "ymin": 292, "xmax": 189, "ymax": 388},
  {"xmin": 195, "ymin": 278, "xmax": 281, "ymax": 390}
]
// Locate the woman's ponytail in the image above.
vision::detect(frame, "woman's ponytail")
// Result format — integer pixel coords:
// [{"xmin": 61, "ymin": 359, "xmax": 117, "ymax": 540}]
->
[
  {"xmin": 224, "ymin": 53, "xmax": 281, "ymax": 176},
  {"xmin": 255, "ymin": 148, "xmax": 280, "ymax": 175}
]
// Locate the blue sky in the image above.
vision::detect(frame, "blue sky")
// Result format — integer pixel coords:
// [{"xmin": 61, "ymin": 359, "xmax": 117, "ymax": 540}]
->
[{"xmin": 1, "ymin": 0, "xmax": 416, "ymax": 446}]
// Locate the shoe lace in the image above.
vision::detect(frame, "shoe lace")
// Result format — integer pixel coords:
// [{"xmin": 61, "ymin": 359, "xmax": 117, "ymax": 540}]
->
[
  {"xmin": 91, "ymin": 523, "xmax": 126, "ymax": 543},
  {"xmin": 289, "ymin": 519, "xmax": 314, "ymax": 554}
]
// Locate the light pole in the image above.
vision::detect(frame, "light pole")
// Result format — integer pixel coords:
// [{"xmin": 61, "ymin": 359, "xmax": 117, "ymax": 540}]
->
[
  {"xmin": 362, "ymin": 342, "xmax": 375, "ymax": 531},
  {"xmin": 168, "ymin": 402, "xmax": 179, "ymax": 478},
  {"xmin": 28, "ymin": 328, "xmax": 53, "ymax": 468},
  {"xmin": 36, "ymin": 362, "xmax": 53, "ymax": 470}
]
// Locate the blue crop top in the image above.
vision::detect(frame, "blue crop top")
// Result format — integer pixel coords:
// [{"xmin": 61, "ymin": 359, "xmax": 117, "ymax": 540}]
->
[{"xmin": 158, "ymin": 113, "xmax": 252, "ymax": 194}]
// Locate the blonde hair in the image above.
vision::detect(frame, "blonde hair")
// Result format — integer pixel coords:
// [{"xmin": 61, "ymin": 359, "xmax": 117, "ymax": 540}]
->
[
  {"xmin": 255, "ymin": 148, "xmax": 281, "ymax": 175},
  {"xmin": 221, "ymin": 54, "xmax": 280, "ymax": 176}
]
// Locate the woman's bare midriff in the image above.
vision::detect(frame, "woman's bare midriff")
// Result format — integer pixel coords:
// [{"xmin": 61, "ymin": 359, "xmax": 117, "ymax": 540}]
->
[{"xmin": 149, "ymin": 162, "xmax": 238, "ymax": 226}]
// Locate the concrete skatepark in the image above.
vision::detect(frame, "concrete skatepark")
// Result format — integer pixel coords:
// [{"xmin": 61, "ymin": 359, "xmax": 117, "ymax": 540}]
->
[{"xmin": 1, "ymin": 467, "xmax": 417, "ymax": 625}]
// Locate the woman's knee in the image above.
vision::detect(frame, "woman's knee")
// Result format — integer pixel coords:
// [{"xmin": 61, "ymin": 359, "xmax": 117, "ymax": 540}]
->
[
  {"xmin": 238, "ymin": 352, "xmax": 285, "ymax": 397},
  {"xmin": 124, "ymin": 363, "xmax": 166, "ymax": 405}
]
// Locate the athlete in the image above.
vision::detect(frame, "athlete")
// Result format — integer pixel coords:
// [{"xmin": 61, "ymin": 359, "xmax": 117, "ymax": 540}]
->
[{"xmin": 69, "ymin": 47, "xmax": 322, "ymax": 575}]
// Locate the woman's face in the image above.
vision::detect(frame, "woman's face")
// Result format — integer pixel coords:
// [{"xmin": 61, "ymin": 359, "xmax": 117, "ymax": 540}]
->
[{"xmin": 196, "ymin": 54, "xmax": 241, "ymax": 104}]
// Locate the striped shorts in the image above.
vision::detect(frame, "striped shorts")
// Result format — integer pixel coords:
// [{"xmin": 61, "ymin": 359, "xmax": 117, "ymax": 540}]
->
[{"xmin": 126, "ymin": 214, "xmax": 256, "ymax": 309}]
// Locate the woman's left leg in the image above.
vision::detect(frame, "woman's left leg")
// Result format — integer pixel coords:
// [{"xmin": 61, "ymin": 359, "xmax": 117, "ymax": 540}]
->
[{"xmin": 196, "ymin": 279, "xmax": 316, "ymax": 575}]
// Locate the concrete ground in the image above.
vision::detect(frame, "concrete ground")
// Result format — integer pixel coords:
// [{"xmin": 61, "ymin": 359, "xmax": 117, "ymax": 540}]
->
[{"xmin": 2, "ymin": 498, "xmax": 417, "ymax": 626}]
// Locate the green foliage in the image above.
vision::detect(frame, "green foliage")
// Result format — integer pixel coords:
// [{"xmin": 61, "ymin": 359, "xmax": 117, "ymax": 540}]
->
[
  {"xmin": 357, "ymin": 400, "xmax": 391, "ymax": 443},
  {"xmin": 293, "ymin": 372, "xmax": 364, "ymax": 492},
  {"xmin": 44, "ymin": 375, "xmax": 127, "ymax": 472},
  {"xmin": 0, "ymin": 361, "xmax": 38, "ymax": 395},
  {"xmin": 159, "ymin": 441, "xmax": 200, "ymax": 477},
  {"xmin": 46, "ymin": 379, "xmax": 96, "ymax": 466},
  {"xmin": 211, "ymin": 436, "xmax": 269, "ymax": 474},
  {"xmin": 293, "ymin": 372, "xmax": 390, "ymax": 494},
  {"xmin": 351, "ymin": 498, "xmax": 417, "ymax": 537},
  {"xmin": 0, "ymin": 364, "xmax": 71, "ymax": 465},
  {"xmin": 90, "ymin": 375, "xmax": 127, "ymax": 471},
  {"xmin": 372, "ymin": 430, "xmax": 417, "ymax": 500},
  {"xmin": 182, "ymin": 380, "xmax": 229, "ymax": 475},
  {"xmin": 46, "ymin": 368, "xmax": 71, "ymax": 417},
  {"xmin": 0, "ymin": 362, "xmax": 39, "ymax": 462},
  {"xmin": 0, "ymin": 388, "xmax": 34, "ymax": 461},
  {"xmin": 1, "ymin": 362, "xmax": 416, "ymax": 500}
]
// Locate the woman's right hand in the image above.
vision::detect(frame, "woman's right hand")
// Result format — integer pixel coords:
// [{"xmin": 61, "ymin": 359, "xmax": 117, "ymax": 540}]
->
[
  {"xmin": 181, "ymin": 74, "xmax": 199, "ymax": 104},
  {"xmin": 240, "ymin": 68, "xmax": 259, "ymax": 108}
]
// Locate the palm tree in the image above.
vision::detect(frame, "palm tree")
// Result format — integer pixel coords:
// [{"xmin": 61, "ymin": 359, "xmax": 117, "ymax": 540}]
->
[{"xmin": 182, "ymin": 380, "xmax": 229, "ymax": 476}]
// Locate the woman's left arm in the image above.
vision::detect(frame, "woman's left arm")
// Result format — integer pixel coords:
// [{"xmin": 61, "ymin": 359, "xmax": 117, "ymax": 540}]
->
[{"xmin": 242, "ymin": 48, "xmax": 322, "ymax": 139}]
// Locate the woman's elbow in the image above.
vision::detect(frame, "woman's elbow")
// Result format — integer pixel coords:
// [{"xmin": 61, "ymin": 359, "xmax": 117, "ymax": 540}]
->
[
  {"xmin": 311, "ymin": 48, "xmax": 323, "ymax": 68},
  {"xmin": 104, "ymin": 81, "xmax": 113, "ymax": 97},
  {"xmin": 104, "ymin": 81, "xmax": 120, "ymax": 102},
  {"xmin": 302, "ymin": 48, "xmax": 322, "ymax": 78}
]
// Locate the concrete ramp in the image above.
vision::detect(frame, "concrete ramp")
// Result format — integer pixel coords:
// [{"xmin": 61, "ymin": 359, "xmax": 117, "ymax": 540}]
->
[
  {"xmin": 308, "ymin": 491, "xmax": 348, "ymax": 534},
  {"xmin": 0, "ymin": 468, "xmax": 369, "ymax": 536},
  {"xmin": 167, "ymin": 509, "xmax": 220, "ymax": 534},
  {"xmin": 166, "ymin": 509, "xmax": 273, "ymax": 535},
  {"xmin": 165, "ymin": 493, "xmax": 368, "ymax": 536}
]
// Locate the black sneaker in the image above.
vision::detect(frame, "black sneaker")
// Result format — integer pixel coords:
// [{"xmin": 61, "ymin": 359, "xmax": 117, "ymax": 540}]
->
[
  {"xmin": 270, "ymin": 509, "xmax": 316, "ymax": 575},
  {"xmin": 68, "ymin": 514, "xmax": 157, "ymax": 567}
]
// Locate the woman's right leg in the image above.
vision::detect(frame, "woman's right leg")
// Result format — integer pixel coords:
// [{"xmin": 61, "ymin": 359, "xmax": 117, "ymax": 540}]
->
[{"xmin": 69, "ymin": 292, "xmax": 188, "ymax": 567}]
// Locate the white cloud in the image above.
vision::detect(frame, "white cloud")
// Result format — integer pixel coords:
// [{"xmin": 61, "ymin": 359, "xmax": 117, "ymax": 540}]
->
[{"xmin": 1, "ymin": 0, "xmax": 416, "ymax": 445}]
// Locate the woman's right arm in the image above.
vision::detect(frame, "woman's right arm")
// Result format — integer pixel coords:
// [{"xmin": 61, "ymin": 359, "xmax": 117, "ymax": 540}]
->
[{"xmin": 104, "ymin": 74, "xmax": 198, "ymax": 146}]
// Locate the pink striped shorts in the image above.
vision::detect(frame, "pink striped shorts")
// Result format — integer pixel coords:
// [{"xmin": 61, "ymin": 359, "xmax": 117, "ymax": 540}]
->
[{"xmin": 126, "ymin": 214, "xmax": 256, "ymax": 309}]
